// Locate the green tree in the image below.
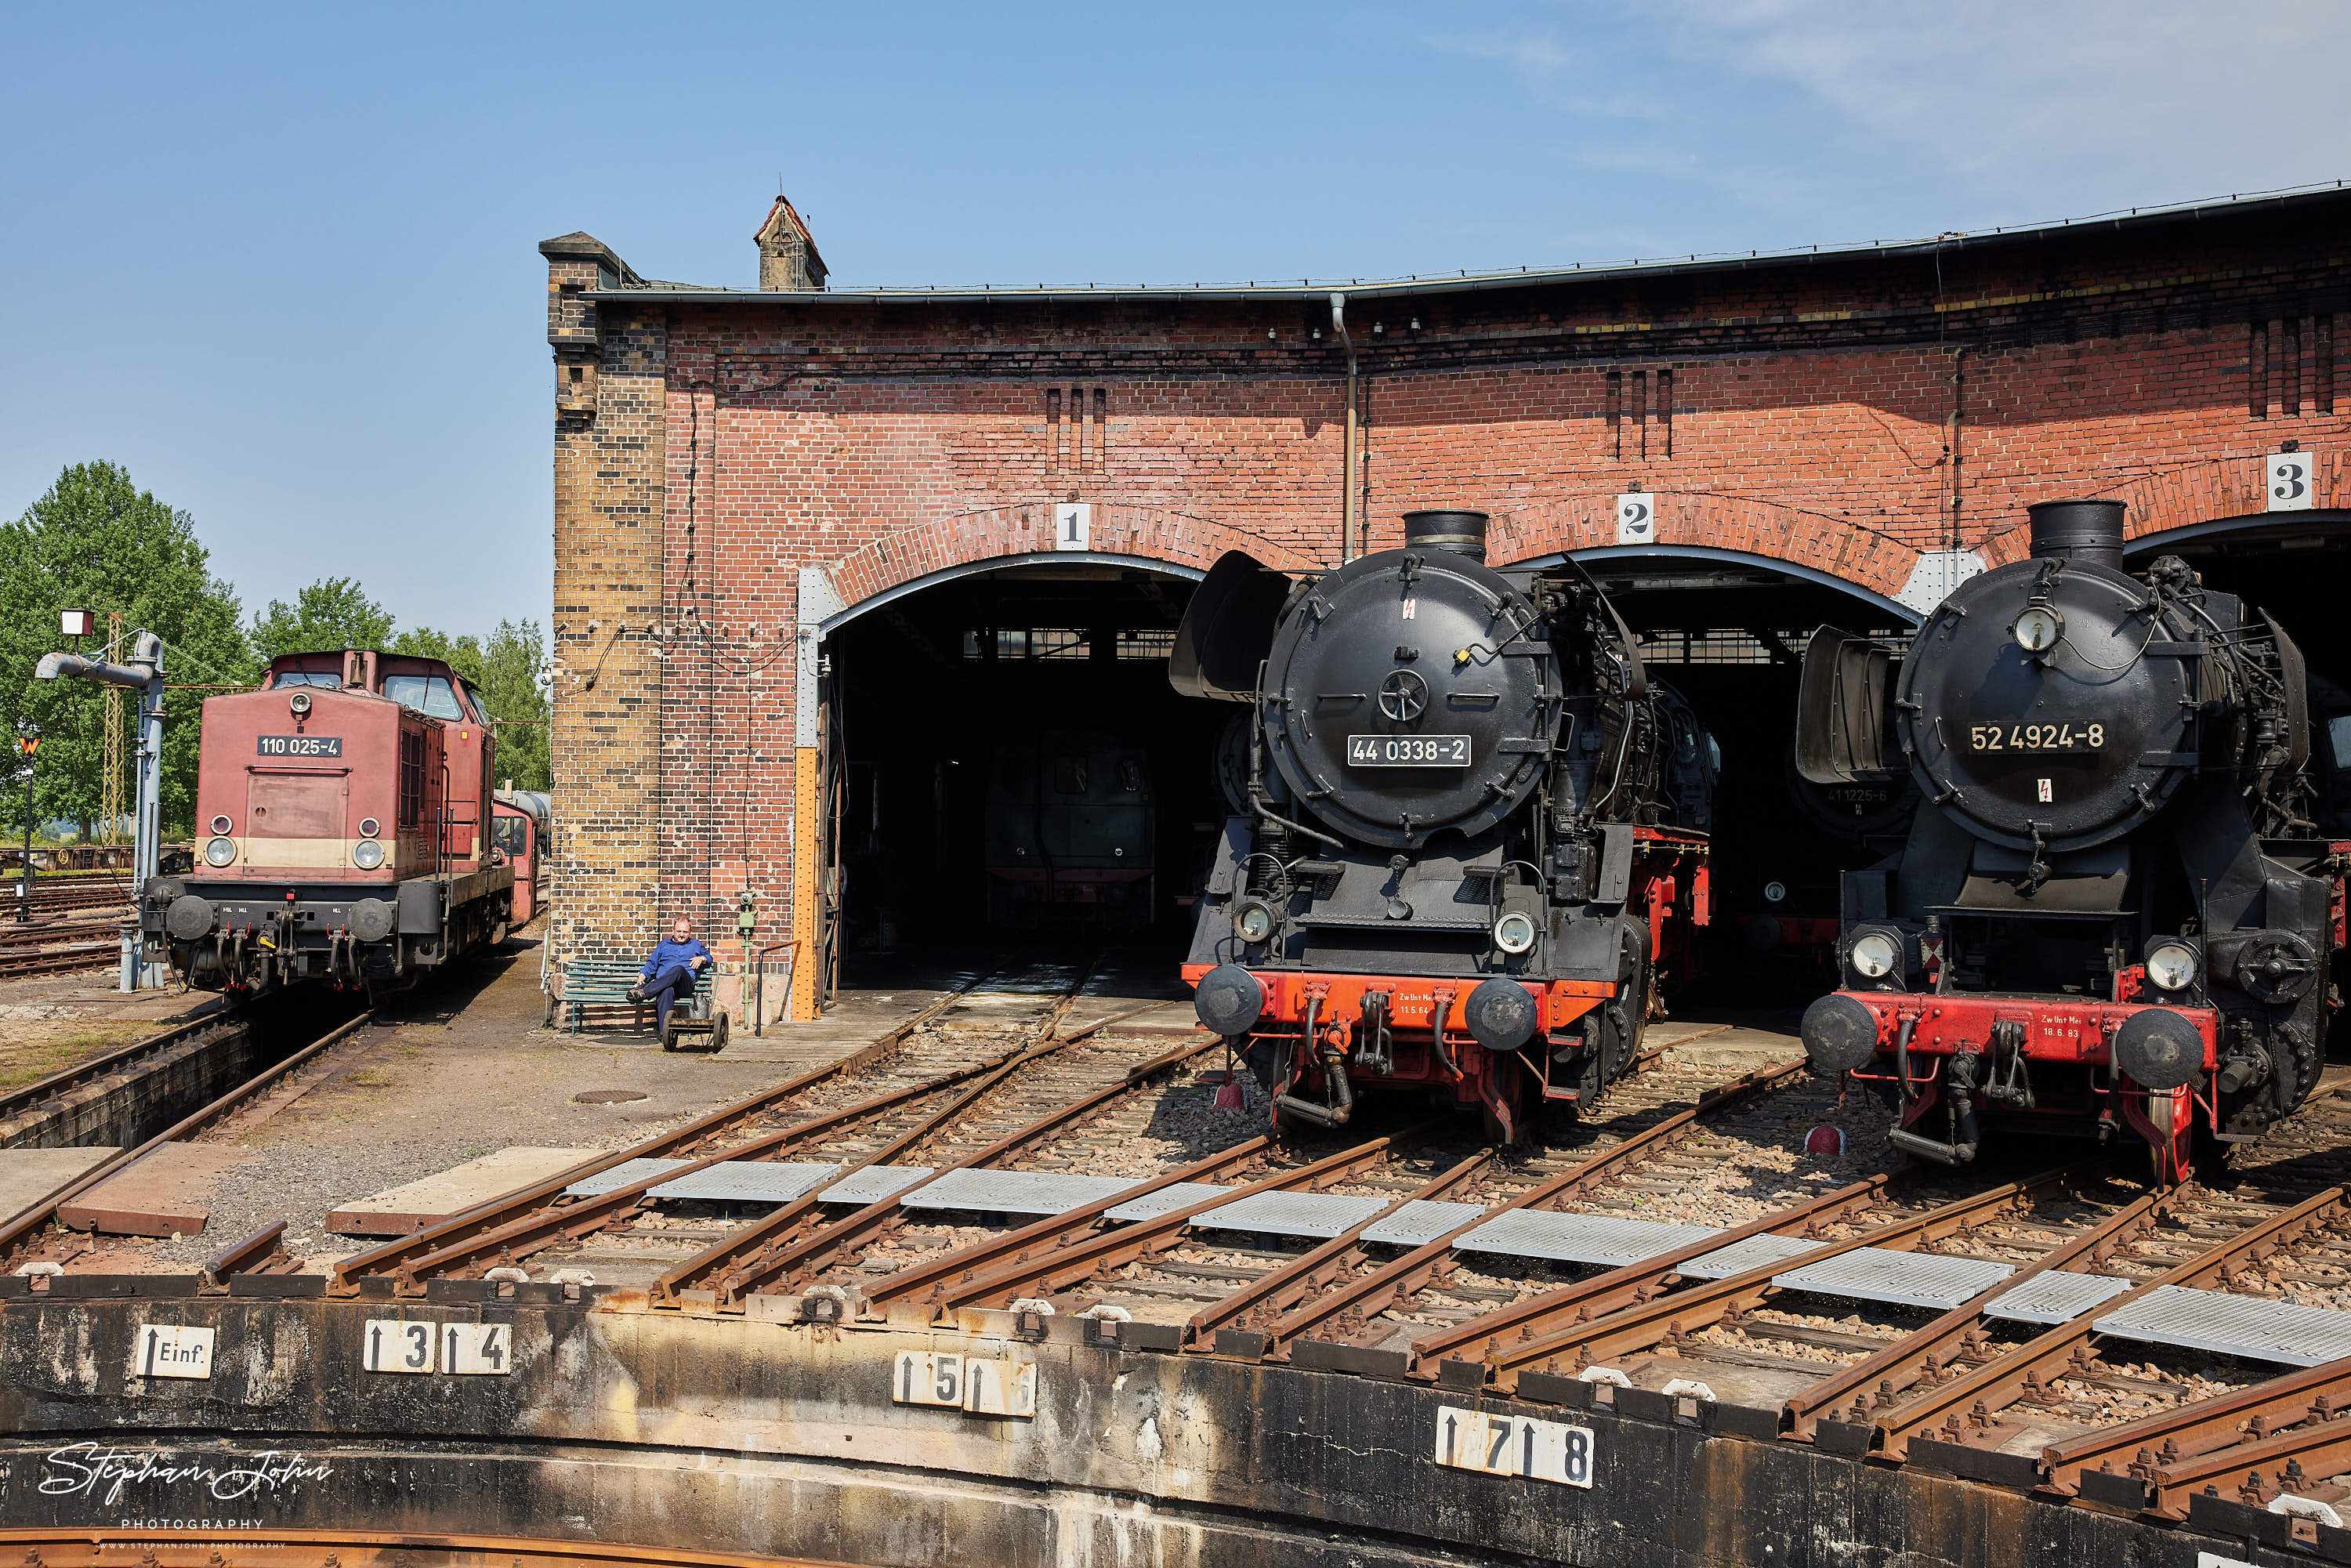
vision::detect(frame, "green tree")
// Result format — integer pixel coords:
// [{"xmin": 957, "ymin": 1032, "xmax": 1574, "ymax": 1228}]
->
[
  {"xmin": 0, "ymin": 462, "xmax": 253, "ymax": 839},
  {"xmin": 390, "ymin": 619, "xmax": 551, "ymax": 791},
  {"xmin": 250, "ymin": 577, "xmax": 393, "ymax": 661}
]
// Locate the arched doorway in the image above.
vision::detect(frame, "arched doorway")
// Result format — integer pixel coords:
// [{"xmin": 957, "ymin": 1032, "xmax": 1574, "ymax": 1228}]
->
[
  {"xmin": 2125, "ymin": 510, "xmax": 2351, "ymax": 832},
  {"xmin": 1545, "ymin": 544, "xmax": 1924, "ymax": 996},
  {"xmin": 815, "ymin": 552, "xmax": 1217, "ymax": 980}
]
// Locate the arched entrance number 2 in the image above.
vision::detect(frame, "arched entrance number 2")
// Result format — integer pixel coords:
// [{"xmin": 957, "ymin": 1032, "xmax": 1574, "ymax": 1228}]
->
[
  {"xmin": 1053, "ymin": 503, "xmax": 1093, "ymax": 549},
  {"xmin": 1615, "ymin": 493, "xmax": 1655, "ymax": 545}
]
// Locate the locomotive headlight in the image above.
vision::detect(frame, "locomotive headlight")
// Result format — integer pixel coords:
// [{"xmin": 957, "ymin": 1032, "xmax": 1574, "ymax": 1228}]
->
[
  {"xmin": 1849, "ymin": 930, "xmax": 1899, "ymax": 980},
  {"xmin": 351, "ymin": 838, "xmax": 386, "ymax": 871},
  {"xmin": 288, "ymin": 691, "xmax": 312, "ymax": 716},
  {"xmin": 2012, "ymin": 604, "xmax": 2064, "ymax": 655},
  {"xmin": 1493, "ymin": 911, "xmax": 1538, "ymax": 955},
  {"xmin": 1233, "ymin": 899, "xmax": 1276, "ymax": 943},
  {"xmin": 203, "ymin": 836, "xmax": 237, "ymax": 867},
  {"xmin": 2146, "ymin": 940, "xmax": 2199, "ymax": 992},
  {"xmin": 1763, "ymin": 880, "xmax": 1788, "ymax": 904}
]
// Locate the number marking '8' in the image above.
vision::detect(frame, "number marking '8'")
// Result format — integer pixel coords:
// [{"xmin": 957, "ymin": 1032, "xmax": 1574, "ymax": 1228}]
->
[{"xmin": 1434, "ymin": 1405, "xmax": 1595, "ymax": 1487}]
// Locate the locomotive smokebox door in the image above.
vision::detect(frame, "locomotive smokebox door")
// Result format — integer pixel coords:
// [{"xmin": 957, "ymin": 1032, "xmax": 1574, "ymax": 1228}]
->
[{"xmin": 1260, "ymin": 545, "xmax": 1558, "ymax": 849}]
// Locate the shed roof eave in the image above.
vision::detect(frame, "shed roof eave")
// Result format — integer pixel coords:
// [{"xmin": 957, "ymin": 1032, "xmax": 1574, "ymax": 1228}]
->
[{"xmin": 578, "ymin": 183, "xmax": 2351, "ymax": 310}]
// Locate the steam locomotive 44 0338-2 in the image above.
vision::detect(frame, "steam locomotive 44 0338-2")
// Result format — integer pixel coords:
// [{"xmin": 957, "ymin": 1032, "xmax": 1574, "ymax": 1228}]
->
[
  {"xmin": 139, "ymin": 649, "xmax": 519, "ymax": 995},
  {"xmin": 1176, "ymin": 509, "xmax": 1712, "ymax": 1143},
  {"xmin": 1798, "ymin": 500, "xmax": 2348, "ymax": 1182}
]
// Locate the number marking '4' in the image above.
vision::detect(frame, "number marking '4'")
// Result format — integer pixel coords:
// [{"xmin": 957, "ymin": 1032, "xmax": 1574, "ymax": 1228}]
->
[
  {"xmin": 444, "ymin": 1322, "xmax": 513, "ymax": 1375},
  {"xmin": 1434, "ymin": 1405, "xmax": 1595, "ymax": 1487}
]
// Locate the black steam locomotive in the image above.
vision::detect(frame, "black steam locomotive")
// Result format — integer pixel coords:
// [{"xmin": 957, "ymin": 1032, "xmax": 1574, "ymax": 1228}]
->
[
  {"xmin": 1178, "ymin": 509, "xmax": 1712, "ymax": 1142},
  {"xmin": 1798, "ymin": 499, "xmax": 2344, "ymax": 1182}
]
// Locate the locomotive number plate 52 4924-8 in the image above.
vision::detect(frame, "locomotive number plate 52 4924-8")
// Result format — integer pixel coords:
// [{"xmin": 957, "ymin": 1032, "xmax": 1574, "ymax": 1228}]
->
[
  {"xmin": 1966, "ymin": 722, "xmax": 2105, "ymax": 752},
  {"xmin": 1348, "ymin": 734, "xmax": 1472, "ymax": 766},
  {"xmin": 257, "ymin": 735, "xmax": 343, "ymax": 758}
]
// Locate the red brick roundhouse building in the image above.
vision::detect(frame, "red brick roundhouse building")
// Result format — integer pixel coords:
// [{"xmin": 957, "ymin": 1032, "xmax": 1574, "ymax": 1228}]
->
[{"xmin": 544, "ymin": 187, "xmax": 2351, "ymax": 1024}]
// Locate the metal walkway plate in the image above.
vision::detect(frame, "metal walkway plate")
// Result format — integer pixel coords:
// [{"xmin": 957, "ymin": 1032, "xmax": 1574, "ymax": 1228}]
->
[
  {"xmin": 1191, "ymin": 1190, "xmax": 1389, "ymax": 1239},
  {"xmin": 1104, "ymin": 1182, "xmax": 1234, "ymax": 1222},
  {"xmin": 899, "ymin": 1169, "xmax": 1143, "ymax": 1216},
  {"xmin": 2093, "ymin": 1284, "xmax": 2351, "ymax": 1367},
  {"xmin": 1679, "ymin": 1233, "xmax": 1832, "ymax": 1280},
  {"xmin": 646, "ymin": 1161, "xmax": 840, "ymax": 1204},
  {"xmin": 1771, "ymin": 1247, "xmax": 2015, "ymax": 1311},
  {"xmin": 1363, "ymin": 1200, "xmax": 1488, "ymax": 1247},
  {"xmin": 1455, "ymin": 1210, "xmax": 1723, "ymax": 1267},
  {"xmin": 1983, "ymin": 1269, "xmax": 2136, "ymax": 1326},
  {"xmin": 820, "ymin": 1165, "xmax": 935, "ymax": 1205},
  {"xmin": 563, "ymin": 1157, "xmax": 694, "ymax": 1197}
]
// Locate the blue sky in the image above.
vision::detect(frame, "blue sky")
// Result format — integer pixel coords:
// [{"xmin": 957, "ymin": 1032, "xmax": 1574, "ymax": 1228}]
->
[{"xmin": 4, "ymin": 2, "xmax": 2345, "ymax": 641}]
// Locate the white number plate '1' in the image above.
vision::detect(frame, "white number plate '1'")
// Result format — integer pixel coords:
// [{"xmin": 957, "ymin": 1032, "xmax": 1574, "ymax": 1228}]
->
[
  {"xmin": 1434, "ymin": 1405, "xmax": 1595, "ymax": 1487},
  {"xmin": 1348, "ymin": 734, "xmax": 1472, "ymax": 767}
]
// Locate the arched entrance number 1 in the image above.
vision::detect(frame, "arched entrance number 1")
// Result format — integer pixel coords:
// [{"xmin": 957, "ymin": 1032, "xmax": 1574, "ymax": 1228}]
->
[
  {"xmin": 784, "ymin": 549, "xmax": 1208, "ymax": 1022},
  {"xmin": 1535, "ymin": 544, "xmax": 1924, "ymax": 628},
  {"xmin": 811, "ymin": 551, "xmax": 1208, "ymax": 640}
]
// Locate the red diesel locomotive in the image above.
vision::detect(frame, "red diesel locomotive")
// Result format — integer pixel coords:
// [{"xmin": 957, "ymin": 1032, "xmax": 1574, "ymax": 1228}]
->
[
  {"xmin": 140, "ymin": 649, "xmax": 516, "ymax": 994},
  {"xmin": 1797, "ymin": 501, "xmax": 2346, "ymax": 1182}
]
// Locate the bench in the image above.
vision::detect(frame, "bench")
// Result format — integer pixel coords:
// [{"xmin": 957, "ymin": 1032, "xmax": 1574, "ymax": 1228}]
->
[{"xmin": 549, "ymin": 960, "xmax": 721, "ymax": 1049}]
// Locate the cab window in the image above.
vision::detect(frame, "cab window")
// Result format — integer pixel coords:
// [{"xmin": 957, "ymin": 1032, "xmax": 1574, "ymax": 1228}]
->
[
  {"xmin": 382, "ymin": 674, "xmax": 465, "ymax": 720},
  {"xmin": 271, "ymin": 671, "xmax": 342, "ymax": 690},
  {"xmin": 491, "ymin": 816, "xmax": 530, "ymax": 855}
]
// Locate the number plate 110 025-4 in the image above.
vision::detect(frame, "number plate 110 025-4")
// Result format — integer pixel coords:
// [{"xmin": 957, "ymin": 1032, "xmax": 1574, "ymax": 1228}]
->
[
  {"xmin": 257, "ymin": 735, "xmax": 342, "ymax": 758},
  {"xmin": 1348, "ymin": 734, "xmax": 1471, "ymax": 767}
]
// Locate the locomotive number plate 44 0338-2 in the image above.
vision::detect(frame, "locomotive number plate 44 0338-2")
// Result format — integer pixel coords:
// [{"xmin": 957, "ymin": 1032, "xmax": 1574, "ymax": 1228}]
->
[
  {"xmin": 257, "ymin": 735, "xmax": 343, "ymax": 758},
  {"xmin": 1348, "ymin": 734, "xmax": 1472, "ymax": 767}
]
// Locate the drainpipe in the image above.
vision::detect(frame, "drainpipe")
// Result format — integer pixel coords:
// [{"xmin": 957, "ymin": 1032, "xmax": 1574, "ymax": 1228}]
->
[{"xmin": 1331, "ymin": 292, "xmax": 1358, "ymax": 563}]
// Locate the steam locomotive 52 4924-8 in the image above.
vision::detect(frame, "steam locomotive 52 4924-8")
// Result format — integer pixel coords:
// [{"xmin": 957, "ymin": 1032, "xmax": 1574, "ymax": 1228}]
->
[
  {"xmin": 1798, "ymin": 499, "xmax": 2347, "ymax": 1182},
  {"xmin": 138, "ymin": 649, "xmax": 518, "ymax": 996},
  {"xmin": 1176, "ymin": 509, "xmax": 1712, "ymax": 1143}
]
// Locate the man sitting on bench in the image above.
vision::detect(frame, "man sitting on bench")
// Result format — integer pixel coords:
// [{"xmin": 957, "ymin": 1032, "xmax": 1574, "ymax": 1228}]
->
[{"xmin": 628, "ymin": 917, "xmax": 713, "ymax": 1035}]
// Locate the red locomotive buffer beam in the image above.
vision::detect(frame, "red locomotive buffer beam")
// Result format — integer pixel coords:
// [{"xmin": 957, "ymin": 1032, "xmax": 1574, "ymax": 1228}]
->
[
  {"xmin": 1185, "ymin": 829, "xmax": 1709, "ymax": 1141},
  {"xmin": 1824, "ymin": 990, "xmax": 2218, "ymax": 1176},
  {"xmin": 1183, "ymin": 964, "xmax": 1610, "ymax": 1130}
]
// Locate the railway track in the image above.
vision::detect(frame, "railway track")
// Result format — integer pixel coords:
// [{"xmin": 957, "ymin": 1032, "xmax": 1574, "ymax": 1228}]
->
[
  {"xmin": 0, "ymin": 1006, "xmax": 372, "ymax": 1273},
  {"xmin": 27, "ymin": 981, "xmax": 2351, "ymax": 1536},
  {"xmin": 328, "ymin": 962, "xmax": 1247, "ymax": 1298},
  {"xmin": 8, "ymin": 881, "xmax": 133, "ymax": 917},
  {"xmin": 0, "ymin": 942, "xmax": 118, "ymax": 979},
  {"xmin": 0, "ymin": 897, "xmax": 132, "ymax": 979},
  {"xmin": 0, "ymin": 1004, "xmax": 243, "ymax": 1146}
]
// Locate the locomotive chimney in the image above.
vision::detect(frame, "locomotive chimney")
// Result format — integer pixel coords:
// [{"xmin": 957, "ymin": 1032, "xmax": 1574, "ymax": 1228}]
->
[
  {"xmin": 2026, "ymin": 499, "xmax": 2126, "ymax": 569},
  {"xmin": 1401, "ymin": 509, "xmax": 1489, "ymax": 563}
]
